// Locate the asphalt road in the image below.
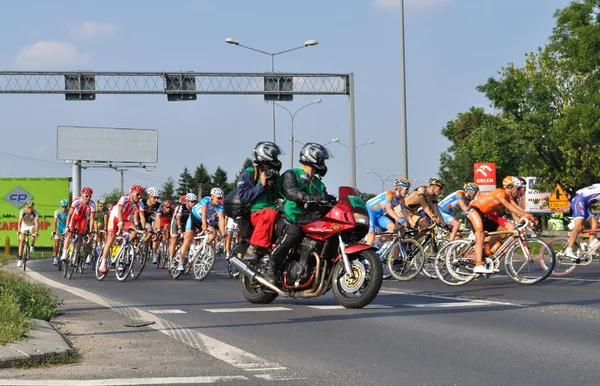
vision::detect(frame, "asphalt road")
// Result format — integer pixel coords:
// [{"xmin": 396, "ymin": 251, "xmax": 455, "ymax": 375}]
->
[{"xmin": 3, "ymin": 254, "xmax": 600, "ymax": 385}]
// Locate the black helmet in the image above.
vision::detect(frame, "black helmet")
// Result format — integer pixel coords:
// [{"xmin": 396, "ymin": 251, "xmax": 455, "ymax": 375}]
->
[
  {"xmin": 299, "ymin": 142, "xmax": 330, "ymax": 177},
  {"xmin": 253, "ymin": 141, "xmax": 282, "ymax": 171}
]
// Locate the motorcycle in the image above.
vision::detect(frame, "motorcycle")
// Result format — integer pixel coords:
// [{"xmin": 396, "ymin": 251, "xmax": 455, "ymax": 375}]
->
[{"xmin": 229, "ymin": 186, "xmax": 383, "ymax": 309}]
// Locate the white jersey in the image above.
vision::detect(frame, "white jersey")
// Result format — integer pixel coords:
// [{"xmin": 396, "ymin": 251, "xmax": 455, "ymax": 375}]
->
[
  {"xmin": 576, "ymin": 184, "xmax": 600, "ymax": 198},
  {"xmin": 71, "ymin": 197, "xmax": 97, "ymax": 217},
  {"xmin": 111, "ymin": 195, "xmax": 144, "ymax": 220}
]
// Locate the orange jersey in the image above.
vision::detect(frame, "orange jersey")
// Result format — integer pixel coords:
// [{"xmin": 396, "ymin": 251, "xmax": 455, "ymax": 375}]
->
[{"xmin": 468, "ymin": 188, "xmax": 509, "ymax": 215}]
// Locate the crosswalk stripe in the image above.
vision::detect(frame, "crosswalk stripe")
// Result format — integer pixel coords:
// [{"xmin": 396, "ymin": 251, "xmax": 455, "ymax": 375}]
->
[{"xmin": 203, "ymin": 307, "xmax": 292, "ymax": 313}]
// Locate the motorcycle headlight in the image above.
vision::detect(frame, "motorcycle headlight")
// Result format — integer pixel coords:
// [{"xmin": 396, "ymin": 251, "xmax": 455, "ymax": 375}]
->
[{"xmin": 353, "ymin": 213, "xmax": 369, "ymax": 225}]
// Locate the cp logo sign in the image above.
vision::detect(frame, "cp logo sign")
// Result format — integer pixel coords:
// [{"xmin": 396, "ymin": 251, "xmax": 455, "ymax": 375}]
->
[{"xmin": 4, "ymin": 187, "xmax": 34, "ymax": 209}]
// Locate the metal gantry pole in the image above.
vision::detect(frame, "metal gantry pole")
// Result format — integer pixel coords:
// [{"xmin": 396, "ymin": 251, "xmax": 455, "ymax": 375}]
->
[
  {"xmin": 348, "ymin": 73, "xmax": 357, "ymax": 188},
  {"xmin": 72, "ymin": 161, "xmax": 81, "ymax": 197},
  {"xmin": 400, "ymin": 0, "xmax": 409, "ymax": 178}
]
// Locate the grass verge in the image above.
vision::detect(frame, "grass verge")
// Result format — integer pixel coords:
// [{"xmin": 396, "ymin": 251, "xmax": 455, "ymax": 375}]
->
[
  {"xmin": 0, "ymin": 269, "xmax": 61, "ymax": 345},
  {"xmin": 13, "ymin": 350, "xmax": 81, "ymax": 369}
]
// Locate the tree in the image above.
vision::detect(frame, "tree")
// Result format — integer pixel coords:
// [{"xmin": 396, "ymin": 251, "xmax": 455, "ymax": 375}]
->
[
  {"xmin": 212, "ymin": 166, "xmax": 229, "ymax": 194},
  {"xmin": 161, "ymin": 176, "xmax": 176, "ymax": 201},
  {"xmin": 102, "ymin": 188, "xmax": 121, "ymax": 204},
  {"xmin": 176, "ymin": 167, "xmax": 195, "ymax": 197},
  {"xmin": 227, "ymin": 158, "xmax": 254, "ymax": 192},
  {"xmin": 193, "ymin": 164, "xmax": 212, "ymax": 197}
]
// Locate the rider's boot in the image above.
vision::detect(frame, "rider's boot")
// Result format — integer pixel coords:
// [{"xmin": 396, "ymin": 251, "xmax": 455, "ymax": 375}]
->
[
  {"xmin": 244, "ymin": 245, "xmax": 260, "ymax": 264},
  {"xmin": 263, "ymin": 260, "xmax": 280, "ymax": 286}
]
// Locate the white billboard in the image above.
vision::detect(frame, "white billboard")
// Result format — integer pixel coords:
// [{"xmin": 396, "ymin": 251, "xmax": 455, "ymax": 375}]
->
[{"xmin": 57, "ymin": 126, "xmax": 158, "ymax": 163}]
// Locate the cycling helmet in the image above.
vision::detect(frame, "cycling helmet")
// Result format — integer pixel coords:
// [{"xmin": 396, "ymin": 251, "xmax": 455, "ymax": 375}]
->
[
  {"xmin": 97, "ymin": 197, "xmax": 106, "ymax": 205},
  {"xmin": 179, "ymin": 195, "xmax": 187, "ymax": 204},
  {"xmin": 146, "ymin": 186, "xmax": 161, "ymax": 197},
  {"xmin": 26, "ymin": 200, "xmax": 34, "ymax": 207},
  {"xmin": 81, "ymin": 186, "xmax": 93, "ymax": 195},
  {"xmin": 502, "ymin": 176, "xmax": 523, "ymax": 188},
  {"xmin": 428, "ymin": 177, "xmax": 445, "ymax": 188},
  {"xmin": 163, "ymin": 199, "xmax": 172, "ymax": 207},
  {"xmin": 130, "ymin": 184, "xmax": 144, "ymax": 194},
  {"xmin": 299, "ymin": 142, "xmax": 330, "ymax": 177},
  {"xmin": 59, "ymin": 199, "xmax": 68, "ymax": 207},
  {"xmin": 253, "ymin": 141, "xmax": 283, "ymax": 171},
  {"xmin": 185, "ymin": 193, "xmax": 198, "ymax": 202},
  {"xmin": 210, "ymin": 187, "xmax": 224, "ymax": 198},
  {"xmin": 463, "ymin": 182, "xmax": 479, "ymax": 192},
  {"xmin": 394, "ymin": 177, "xmax": 411, "ymax": 188}
]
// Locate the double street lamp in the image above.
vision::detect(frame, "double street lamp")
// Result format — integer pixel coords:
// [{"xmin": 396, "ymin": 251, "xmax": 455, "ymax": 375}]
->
[
  {"xmin": 274, "ymin": 99, "xmax": 322, "ymax": 167},
  {"xmin": 330, "ymin": 138, "xmax": 375, "ymax": 151},
  {"xmin": 366, "ymin": 170, "xmax": 402, "ymax": 192},
  {"xmin": 225, "ymin": 37, "xmax": 319, "ymax": 143}
]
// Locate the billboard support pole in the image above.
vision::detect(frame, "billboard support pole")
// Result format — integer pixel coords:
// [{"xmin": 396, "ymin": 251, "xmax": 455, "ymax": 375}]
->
[
  {"xmin": 72, "ymin": 161, "xmax": 81, "ymax": 198},
  {"xmin": 120, "ymin": 170, "xmax": 125, "ymax": 195}
]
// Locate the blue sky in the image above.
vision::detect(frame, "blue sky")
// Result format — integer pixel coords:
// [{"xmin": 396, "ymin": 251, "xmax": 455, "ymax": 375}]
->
[{"xmin": 0, "ymin": 0, "xmax": 572, "ymax": 198}]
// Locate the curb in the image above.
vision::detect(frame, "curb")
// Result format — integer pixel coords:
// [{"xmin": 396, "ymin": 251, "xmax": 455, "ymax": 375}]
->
[{"xmin": 0, "ymin": 319, "xmax": 76, "ymax": 369}]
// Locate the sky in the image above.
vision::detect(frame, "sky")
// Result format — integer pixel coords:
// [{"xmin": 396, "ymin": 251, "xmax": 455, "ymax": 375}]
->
[{"xmin": 0, "ymin": 0, "xmax": 573, "ymax": 198}]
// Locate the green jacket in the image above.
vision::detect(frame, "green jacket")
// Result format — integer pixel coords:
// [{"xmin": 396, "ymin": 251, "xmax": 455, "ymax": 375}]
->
[{"xmin": 278, "ymin": 167, "xmax": 326, "ymax": 223}]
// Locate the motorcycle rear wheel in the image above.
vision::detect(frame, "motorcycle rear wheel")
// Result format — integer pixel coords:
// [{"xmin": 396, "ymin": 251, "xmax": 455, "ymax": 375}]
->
[
  {"xmin": 240, "ymin": 260, "xmax": 278, "ymax": 304},
  {"xmin": 333, "ymin": 249, "xmax": 383, "ymax": 309}
]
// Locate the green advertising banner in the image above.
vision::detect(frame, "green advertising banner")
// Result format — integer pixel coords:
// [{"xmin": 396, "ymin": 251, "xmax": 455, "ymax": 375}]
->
[{"xmin": 0, "ymin": 178, "xmax": 70, "ymax": 248}]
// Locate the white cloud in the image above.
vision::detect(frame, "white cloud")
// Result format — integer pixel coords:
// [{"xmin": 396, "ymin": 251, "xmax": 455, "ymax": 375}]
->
[
  {"xmin": 12, "ymin": 41, "xmax": 91, "ymax": 70},
  {"xmin": 372, "ymin": 0, "xmax": 452, "ymax": 11},
  {"xmin": 69, "ymin": 21, "xmax": 118, "ymax": 39}
]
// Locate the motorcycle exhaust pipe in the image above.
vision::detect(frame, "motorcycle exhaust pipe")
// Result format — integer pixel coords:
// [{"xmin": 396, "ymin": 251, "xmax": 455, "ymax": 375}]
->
[{"xmin": 229, "ymin": 257, "xmax": 288, "ymax": 297}]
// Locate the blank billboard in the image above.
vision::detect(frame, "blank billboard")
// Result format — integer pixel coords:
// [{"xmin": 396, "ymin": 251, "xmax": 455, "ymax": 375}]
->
[{"xmin": 57, "ymin": 126, "xmax": 158, "ymax": 163}]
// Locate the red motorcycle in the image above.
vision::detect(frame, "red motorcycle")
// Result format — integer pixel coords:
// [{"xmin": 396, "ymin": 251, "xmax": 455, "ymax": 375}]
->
[{"xmin": 229, "ymin": 186, "xmax": 383, "ymax": 309}]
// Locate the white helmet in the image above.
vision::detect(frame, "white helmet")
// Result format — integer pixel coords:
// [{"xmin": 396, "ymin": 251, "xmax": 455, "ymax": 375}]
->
[
  {"xmin": 185, "ymin": 193, "xmax": 198, "ymax": 202},
  {"xmin": 299, "ymin": 143, "xmax": 330, "ymax": 177},
  {"xmin": 146, "ymin": 187, "xmax": 161, "ymax": 197},
  {"xmin": 210, "ymin": 187, "xmax": 224, "ymax": 198},
  {"xmin": 97, "ymin": 197, "xmax": 106, "ymax": 205},
  {"xmin": 253, "ymin": 141, "xmax": 282, "ymax": 171}
]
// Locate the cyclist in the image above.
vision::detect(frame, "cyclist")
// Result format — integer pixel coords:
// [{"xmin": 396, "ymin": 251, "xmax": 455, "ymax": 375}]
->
[
  {"xmin": 234, "ymin": 141, "xmax": 282, "ymax": 260},
  {"xmin": 365, "ymin": 177, "xmax": 413, "ymax": 245},
  {"xmin": 98, "ymin": 184, "xmax": 146, "ymax": 274},
  {"xmin": 155, "ymin": 199, "xmax": 174, "ymax": 264},
  {"xmin": 564, "ymin": 183, "xmax": 600, "ymax": 261},
  {"xmin": 225, "ymin": 216, "xmax": 238, "ymax": 256},
  {"xmin": 466, "ymin": 176, "xmax": 535, "ymax": 274},
  {"xmin": 175, "ymin": 188, "xmax": 226, "ymax": 271},
  {"xmin": 403, "ymin": 177, "xmax": 445, "ymax": 229},
  {"xmin": 61, "ymin": 187, "xmax": 96, "ymax": 262},
  {"xmin": 438, "ymin": 182, "xmax": 479, "ymax": 241},
  {"xmin": 139, "ymin": 187, "xmax": 162, "ymax": 263},
  {"xmin": 169, "ymin": 194, "xmax": 196, "ymax": 263},
  {"xmin": 17, "ymin": 200, "xmax": 40, "ymax": 267},
  {"xmin": 52, "ymin": 199, "xmax": 69, "ymax": 266},
  {"xmin": 86, "ymin": 197, "xmax": 109, "ymax": 265}
]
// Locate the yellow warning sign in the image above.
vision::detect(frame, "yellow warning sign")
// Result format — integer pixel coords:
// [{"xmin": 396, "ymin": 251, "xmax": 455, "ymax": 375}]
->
[{"xmin": 548, "ymin": 184, "xmax": 569, "ymax": 210}]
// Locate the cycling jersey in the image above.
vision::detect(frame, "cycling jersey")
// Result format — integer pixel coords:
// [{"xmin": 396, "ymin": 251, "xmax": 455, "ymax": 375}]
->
[
  {"xmin": 141, "ymin": 198, "xmax": 161, "ymax": 224},
  {"xmin": 19, "ymin": 209, "xmax": 39, "ymax": 226},
  {"xmin": 366, "ymin": 191, "xmax": 406, "ymax": 232},
  {"xmin": 70, "ymin": 197, "xmax": 97, "ymax": 218},
  {"xmin": 186, "ymin": 197, "xmax": 224, "ymax": 231},
  {"xmin": 94, "ymin": 206, "xmax": 109, "ymax": 224},
  {"xmin": 110, "ymin": 195, "xmax": 144, "ymax": 221},
  {"xmin": 571, "ymin": 184, "xmax": 600, "ymax": 220},
  {"xmin": 54, "ymin": 209, "xmax": 68, "ymax": 233},
  {"xmin": 468, "ymin": 188, "xmax": 509, "ymax": 215},
  {"xmin": 439, "ymin": 190, "xmax": 470, "ymax": 225},
  {"xmin": 404, "ymin": 186, "xmax": 438, "ymax": 212},
  {"xmin": 156, "ymin": 204, "xmax": 174, "ymax": 221}
]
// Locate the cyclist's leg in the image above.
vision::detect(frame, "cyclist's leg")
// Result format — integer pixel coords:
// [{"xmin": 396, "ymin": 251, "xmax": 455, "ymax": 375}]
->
[{"xmin": 99, "ymin": 217, "xmax": 119, "ymax": 272}]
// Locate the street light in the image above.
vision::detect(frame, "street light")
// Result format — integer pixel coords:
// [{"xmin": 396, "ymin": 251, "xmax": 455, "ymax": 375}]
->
[
  {"xmin": 366, "ymin": 170, "xmax": 402, "ymax": 191},
  {"xmin": 400, "ymin": 0, "xmax": 409, "ymax": 177},
  {"xmin": 275, "ymin": 99, "xmax": 322, "ymax": 167},
  {"xmin": 225, "ymin": 37, "xmax": 319, "ymax": 143},
  {"xmin": 331, "ymin": 138, "xmax": 375, "ymax": 150}
]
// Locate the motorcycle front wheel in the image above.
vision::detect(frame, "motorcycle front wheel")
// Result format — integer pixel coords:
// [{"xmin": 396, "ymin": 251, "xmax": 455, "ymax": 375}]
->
[{"xmin": 333, "ymin": 249, "xmax": 383, "ymax": 309}]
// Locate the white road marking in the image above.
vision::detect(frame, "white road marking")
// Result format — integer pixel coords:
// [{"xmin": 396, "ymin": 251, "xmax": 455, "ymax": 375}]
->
[
  {"xmin": 0, "ymin": 376, "xmax": 248, "ymax": 385},
  {"xmin": 25, "ymin": 269, "xmax": 286, "ymax": 374},
  {"xmin": 307, "ymin": 304, "xmax": 393, "ymax": 310},
  {"xmin": 379, "ymin": 288, "xmax": 524, "ymax": 307},
  {"xmin": 203, "ymin": 307, "xmax": 292, "ymax": 313},
  {"xmin": 405, "ymin": 302, "xmax": 490, "ymax": 308},
  {"xmin": 149, "ymin": 309, "xmax": 187, "ymax": 314}
]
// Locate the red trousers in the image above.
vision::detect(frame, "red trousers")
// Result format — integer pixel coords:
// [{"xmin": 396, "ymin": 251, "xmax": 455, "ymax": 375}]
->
[{"xmin": 249, "ymin": 208, "xmax": 279, "ymax": 249}]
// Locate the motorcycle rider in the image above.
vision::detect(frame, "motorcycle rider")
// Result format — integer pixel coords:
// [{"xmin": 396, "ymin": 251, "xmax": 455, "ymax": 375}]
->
[
  {"xmin": 264, "ymin": 142, "xmax": 332, "ymax": 285},
  {"xmin": 237, "ymin": 141, "xmax": 283, "ymax": 261}
]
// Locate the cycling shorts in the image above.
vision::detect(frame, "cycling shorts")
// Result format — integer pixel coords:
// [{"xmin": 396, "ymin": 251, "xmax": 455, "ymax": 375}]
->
[
  {"xmin": 185, "ymin": 213, "xmax": 203, "ymax": 232},
  {"xmin": 68, "ymin": 214, "xmax": 88, "ymax": 233},
  {"xmin": 466, "ymin": 207, "xmax": 499, "ymax": 233},
  {"xmin": 19, "ymin": 224, "xmax": 36, "ymax": 240},
  {"xmin": 486, "ymin": 212, "xmax": 510, "ymax": 228},
  {"xmin": 441, "ymin": 211, "xmax": 456, "ymax": 225},
  {"xmin": 367, "ymin": 208, "xmax": 404, "ymax": 233},
  {"xmin": 106, "ymin": 217, "xmax": 134, "ymax": 233}
]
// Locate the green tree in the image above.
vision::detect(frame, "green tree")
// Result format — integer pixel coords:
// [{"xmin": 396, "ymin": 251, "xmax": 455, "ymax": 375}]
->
[
  {"xmin": 212, "ymin": 166, "xmax": 229, "ymax": 194},
  {"xmin": 176, "ymin": 167, "xmax": 195, "ymax": 197},
  {"xmin": 161, "ymin": 176, "xmax": 176, "ymax": 201},
  {"xmin": 102, "ymin": 188, "xmax": 121, "ymax": 204},
  {"xmin": 227, "ymin": 158, "xmax": 254, "ymax": 192},
  {"xmin": 193, "ymin": 164, "xmax": 212, "ymax": 197}
]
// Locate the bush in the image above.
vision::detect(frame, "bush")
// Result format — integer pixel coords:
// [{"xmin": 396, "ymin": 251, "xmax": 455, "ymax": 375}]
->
[{"xmin": 0, "ymin": 291, "xmax": 33, "ymax": 344}]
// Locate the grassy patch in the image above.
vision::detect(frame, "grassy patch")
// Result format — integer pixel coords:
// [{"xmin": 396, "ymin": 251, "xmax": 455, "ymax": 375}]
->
[
  {"xmin": 0, "ymin": 270, "xmax": 61, "ymax": 345},
  {"xmin": 0, "ymin": 252, "xmax": 14, "ymax": 267},
  {"xmin": 13, "ymin": 350, "xmax": 81, "ymax": 368}
]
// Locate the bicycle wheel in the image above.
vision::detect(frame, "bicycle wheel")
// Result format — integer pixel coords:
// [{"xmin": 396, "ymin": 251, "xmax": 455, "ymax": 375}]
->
[
  {"xmin": 115, "ymin": 247, "xmax": 134, "ymax": 282},
  {"xmin": 544, "ymin": 237, "xmax": 579, "ymax": 276},
  {"xmin": 95, "ymin": 256, "xmax": 108, "ymax": 280},
  {"xmin": 388, "ymin": 238, "xmax": 425, "ymax": 281},
  {"xmin": 420, "ymin": 241, "xmax": 439, "ymax": 279},
  {"xmin": 62, "ymin": 245, "xmax": 70, "ymax": 278},
  {"xmin": 130, "ymin": 245, "xmax": 148, "ymax": 280},
  {"xmin": 227, "ymin": 243, "xmax": 240, "ymax": 279},
  {"xmin": 23, "ymin": 246, "xmax": 29, "ymax": 272},
  {"xmin": 78, "ymin": 247, "xmax": 85, "ymax": 274},
  {"xmin": 434, "ymin": 240, "xmax": 476, "ymax": 286},
  {"xmin": 504, "ymin": 238, "xmax": 555, "ymax": 285},
  {"xmin": 194, "ymin": 244, "xmax": 216, "ymax": 281},
  {"xmin": 67, "ymin": 248, "xmax": 77, "ymax": 279},
  {"xmin": 169, "ymin": 256, "xmax": 184, "ymax": 280}
]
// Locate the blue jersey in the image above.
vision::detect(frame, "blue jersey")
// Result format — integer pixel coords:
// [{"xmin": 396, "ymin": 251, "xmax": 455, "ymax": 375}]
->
[
  {"xmin": 366, "ymin": 191, "xmax": 404, "ymax": 215},
  {"xmin": 190, "ymin": 196, "xmax": 224, "ymax": 221},
  {"xmin": 575, "ymin": 184, "xmax": 600, "ymax": 206},
  {"xmin": 54, "ymin": 209, "xmax": 68, "ymax": 232},
  {"xmin": 438, "ymin": 191, "xmax": 469, "ymax": 215}
]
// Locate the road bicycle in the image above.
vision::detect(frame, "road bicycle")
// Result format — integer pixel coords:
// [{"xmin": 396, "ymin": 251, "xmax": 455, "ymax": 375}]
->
[
  {"xmin": 545, "ymin": 228, "xmax": 600, "ymax": 276},
  {"xmin": 170, "ymin": 231, "xmax": 218, "ymax": 281},
  {"xmin": 377, "ymin": 227, "xmax": 425, "ymax": 281},
  {"xmin": 63, "ymin": 231, "xmax": 86, "ymax": 279},
  {"xmin": 95, "ymin": 228, "xmax": 145, "ymax": 282},
  {"xmin": 155, "ymin": 231, "xmax": 169, "ymax": 269},
  {"xmin": 434, "ymin": 222, "xmax": 555, "ymax": 286},
  {"xmin": 415, "ymin": 222, "xmax": 452, "ymax": 279},
  {"xmin": 17, "ymin": 231, "xmax": 36, "ymax": 272}
]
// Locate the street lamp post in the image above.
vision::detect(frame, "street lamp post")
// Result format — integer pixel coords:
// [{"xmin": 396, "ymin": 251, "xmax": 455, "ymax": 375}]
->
[
  {"xmin": 331, "ymin": 138, "xmax": 375, "ymax": 151},
  {"xmin": 225, "ymin": 37, "xmax": 319, "ymax": 144},
  {"xmin": 366, "ymin": 170, "xmax": 401, "ymax": 191},
  {"xmin": 275, "ymin": 99, "xmax": 322, "ymax": 167},
  {"xmin": 399, "ymin": 0, "xmax": 409, "ymax": 178}
]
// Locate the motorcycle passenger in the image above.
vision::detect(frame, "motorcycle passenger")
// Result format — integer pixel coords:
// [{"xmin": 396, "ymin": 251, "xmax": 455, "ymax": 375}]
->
[
  {"xmin": 236, "ymin": 141, "xmax": 282, "ymax": 261},
  {"xmin": 265, "ymin": 142, "xmax": 332, "ymax": 285}
]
